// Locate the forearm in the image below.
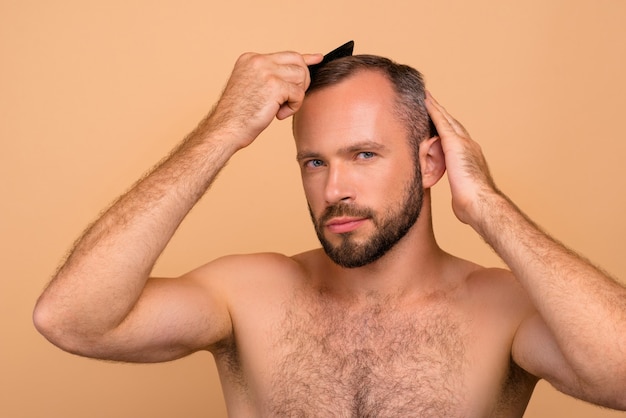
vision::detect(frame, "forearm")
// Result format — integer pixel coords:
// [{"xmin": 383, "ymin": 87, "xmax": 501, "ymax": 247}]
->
[
  {"xmin": 475, "ymin": 191, "xmax": 626, "ymax": 379},
  {"xmin": 425, "ymin": 91, "xmax": 626, "ymax": 404},
  {"xmin": 34, "ymin": 50, "xmax": 321, "ymax": 355},
  {"xmin": 34, "ymin": 115, "xmax": 238, "ymax": 343}
]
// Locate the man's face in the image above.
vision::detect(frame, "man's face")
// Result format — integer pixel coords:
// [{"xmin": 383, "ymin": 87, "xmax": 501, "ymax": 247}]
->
[
  {"xmin": 308, "ymin": 167, "xmax": 423, "ymax": 268},
  {"xmin": 294, "ymin": 71, "xmax": 424, "ymax": 268}
]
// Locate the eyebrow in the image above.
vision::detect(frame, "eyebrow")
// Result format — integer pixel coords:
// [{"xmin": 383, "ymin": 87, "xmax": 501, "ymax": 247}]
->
[{"xmin": 296, "ymin": 140, "xmax": 389, "ymax": 162}]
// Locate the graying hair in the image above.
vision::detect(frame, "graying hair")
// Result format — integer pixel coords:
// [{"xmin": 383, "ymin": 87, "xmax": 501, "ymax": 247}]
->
[{"xmin": 306, "ymin": 54, "xmax": 434, "ymax": 157}]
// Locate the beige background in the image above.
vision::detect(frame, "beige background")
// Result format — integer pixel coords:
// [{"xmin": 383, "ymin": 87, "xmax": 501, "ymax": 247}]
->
[{"xmin": 2, "ymin": 0, "xmax": 625, "ymax": 417}]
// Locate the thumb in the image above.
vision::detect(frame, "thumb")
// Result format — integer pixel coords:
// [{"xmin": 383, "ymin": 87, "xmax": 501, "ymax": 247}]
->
[{"xmin": 303, "ymin": 53, "xmax": 324, "ymax": 66}]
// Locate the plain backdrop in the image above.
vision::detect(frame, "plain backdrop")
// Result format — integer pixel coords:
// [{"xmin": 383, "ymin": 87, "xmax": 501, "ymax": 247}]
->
[{"xmin": 2, "ymin": 0, "xmax": 625, "ymax": 417}]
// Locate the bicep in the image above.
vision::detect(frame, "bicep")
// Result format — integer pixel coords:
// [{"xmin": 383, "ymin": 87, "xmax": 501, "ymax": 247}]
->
[
  {"xmin": 512, "ymin": 313, "xmax": 585, "ymax": 400},
  {"xmin": 96, "ymin": 273, "xmax": 232, "ymax": 363}
]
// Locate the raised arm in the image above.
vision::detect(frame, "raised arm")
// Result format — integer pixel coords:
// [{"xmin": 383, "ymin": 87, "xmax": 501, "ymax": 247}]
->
[
  {"xmin": 33, "ymin": 51, "xmax": 323, "ymax": 363},
  {"xmin": 425, "ymin": 91, "xmax": 626, "ymax": 409}
]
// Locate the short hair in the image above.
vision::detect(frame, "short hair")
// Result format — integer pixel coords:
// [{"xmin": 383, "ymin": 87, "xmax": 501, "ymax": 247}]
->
[{"xmin": 306, "ymin": 54, "xmax": 434, "ymax": 155}]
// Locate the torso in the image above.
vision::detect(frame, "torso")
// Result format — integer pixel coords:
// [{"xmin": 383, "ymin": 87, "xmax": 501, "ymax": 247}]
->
[
  {"xmin": 210, "ymin": 251, "xmax": 538, "ymax": 417},
  {"xmin": 268, "ymin": 290, "xmax": 469, "ymax": 416}
]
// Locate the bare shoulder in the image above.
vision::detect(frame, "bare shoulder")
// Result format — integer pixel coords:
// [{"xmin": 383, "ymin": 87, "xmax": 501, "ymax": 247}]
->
[
  {"xmin": 460, "ymin": 261, "xmax": 537, "ymax": 332},
  {"xmin": 192, "ymin": 251, "xmax": 303, "ymax": 277},
  {"xmin": 441, "ymin": 254, "xmax": 536, "ymax": 326},
  {"xmin": 472, "ymin": 266, "xmax": 532, "ymax": 301},
  {"xmin": 186, "ymin": 251, "xmax": 311, "ymax": 304}
]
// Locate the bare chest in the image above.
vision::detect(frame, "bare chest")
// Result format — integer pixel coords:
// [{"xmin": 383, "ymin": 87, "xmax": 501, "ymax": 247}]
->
[{"xmin": 265, "ymin": 296, "xmax": 470, "ymax": 417}]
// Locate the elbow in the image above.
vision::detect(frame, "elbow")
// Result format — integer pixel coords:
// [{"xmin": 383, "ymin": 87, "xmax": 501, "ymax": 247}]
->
[
  {"xmin": 33, "ymin": 295, "xmax": 97, "ymax": 357},
  {"xmin": 33, "ymin": 295, "xmax": 55, "ymax": 340},
  {"xmin": 33, "ymin": 296, "xmax": 71, "ymax": 351}
]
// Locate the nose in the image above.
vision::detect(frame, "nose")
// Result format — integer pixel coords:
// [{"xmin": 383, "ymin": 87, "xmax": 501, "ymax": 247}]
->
[{"xmin": 324, "ymin": 163, "xmax": 355, "ymax": 205}]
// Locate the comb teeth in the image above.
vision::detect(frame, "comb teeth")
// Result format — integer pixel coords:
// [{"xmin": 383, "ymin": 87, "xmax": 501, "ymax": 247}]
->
[{"xmin": 308, "ymin": 40, "xmax": 355, "ymax": 82}]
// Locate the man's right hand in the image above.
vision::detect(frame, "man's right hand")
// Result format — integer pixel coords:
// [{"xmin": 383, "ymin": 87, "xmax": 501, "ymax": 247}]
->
[
  {"xmin": 209, "ymin": 51, "xmax": 323, "ymax": 150},
  {"xmin": 32, "ymin": 48, "xmax": 322, "ymax": 363}
]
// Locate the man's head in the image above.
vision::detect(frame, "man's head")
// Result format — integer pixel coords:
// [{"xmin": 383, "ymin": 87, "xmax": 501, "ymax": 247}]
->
[
  {"xmin": 307, "ymin": 54, "xmax": 434, "ymax": 163},
  {"xmin": 294, "ymin": 55, "xmax": 442, "ymax": 268}
]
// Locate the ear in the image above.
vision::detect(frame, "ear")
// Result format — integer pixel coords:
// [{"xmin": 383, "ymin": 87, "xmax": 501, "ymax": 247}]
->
[{"xmin": 419, "ymin": 135, "xmax": 446, "ymax": 189}]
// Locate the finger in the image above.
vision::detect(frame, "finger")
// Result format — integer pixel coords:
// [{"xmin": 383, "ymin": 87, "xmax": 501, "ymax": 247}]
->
[
  {"xmin": 426, "ymin": 91, "xmax": 455, "ymax": 127},
  {"xmin": 276, "ymin": 103, "xmax": 295, "ymax": 120},
  {"xmin": 274, "ymin": 63, "xmax": 309, "ymax": 86},
  {"xmin": 425, "ymin": 91, "xmax": 469, "ymax": 137},
  {"xmin": 276, "ymin": 81, "xmax": 307, "ymax": 120},
  {"xmin": 270, "ymin": 52, "xmax": 320, "ymax": 89},
  {"xmin": 425, "ymin": 91, "xmax": 456, "ymax": 136},
  {"xmin": 303, "ymin": 53, "xmax": 324, "ymax": 66},
  {"xmin": 268, "ymin": 51, "xmax": 320, "ymax": 66}
]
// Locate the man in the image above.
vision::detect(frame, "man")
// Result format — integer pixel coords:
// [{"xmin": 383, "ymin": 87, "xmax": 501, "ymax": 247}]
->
[{"xmin": 33, "ymin": 45, "xmax": 626, "ymax": 417}]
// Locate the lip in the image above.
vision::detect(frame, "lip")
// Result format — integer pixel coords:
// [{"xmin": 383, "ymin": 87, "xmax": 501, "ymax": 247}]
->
[{"xmin": 325, "ymin": 217, "xmax": 369, "ymax": 234}]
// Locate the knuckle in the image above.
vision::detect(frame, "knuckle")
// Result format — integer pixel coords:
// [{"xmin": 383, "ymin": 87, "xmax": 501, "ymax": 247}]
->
[
  {"xmin": 236, "ymin": 52, "xmax": 256, "ymax": 64},
  {"xmin": 265, "ymin": 73, "xmax": 283, "ymax": 89},
  {"xmin": 237, "ymin": 52, "xmax": 268, "ymax": 72},
  {"xmin": 247, "ymin": 53, "xmax": 267, "ymax": 69}
]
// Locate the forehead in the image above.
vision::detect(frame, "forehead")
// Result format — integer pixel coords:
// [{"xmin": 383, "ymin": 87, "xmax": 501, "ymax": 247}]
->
[{"xmin": 294, "ymin": 71, "xmax": 406, "ymax": 150}]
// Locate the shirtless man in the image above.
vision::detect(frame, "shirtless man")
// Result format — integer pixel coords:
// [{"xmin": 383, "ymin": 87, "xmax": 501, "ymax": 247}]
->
[{"xmin": 33, "ymin": 47, "xmax": 626, "ymax": 417}]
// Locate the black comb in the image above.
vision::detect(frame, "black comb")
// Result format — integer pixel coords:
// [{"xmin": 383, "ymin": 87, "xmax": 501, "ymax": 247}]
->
[{"xmin": 308, "ymin": 40, "xmax": 355, "ymax": 82}]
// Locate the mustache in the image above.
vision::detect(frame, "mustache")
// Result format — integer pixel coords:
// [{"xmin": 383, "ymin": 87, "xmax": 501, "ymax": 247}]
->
[{"xmin": 318, "ymin": 203, "xmax": 375, "ymax": 226}]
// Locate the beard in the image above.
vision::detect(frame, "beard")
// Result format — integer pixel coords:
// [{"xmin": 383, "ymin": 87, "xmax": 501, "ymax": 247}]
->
[{"xmin": 309, "ymin": 166, "xmax": 424, "ymax": 268}]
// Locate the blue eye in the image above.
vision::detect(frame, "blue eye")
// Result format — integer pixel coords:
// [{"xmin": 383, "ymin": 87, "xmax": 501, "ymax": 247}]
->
[
  {"xmin": 306, "ymin": 159, "xmax": 324, "ymax": 168},
  {"xmin": 358, "ymin": 151, "xmax": 376, "ymax": 159}
]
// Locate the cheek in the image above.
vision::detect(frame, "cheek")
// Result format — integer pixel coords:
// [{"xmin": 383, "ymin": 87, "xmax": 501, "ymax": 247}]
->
[
  {"xmin": 301, "ymin": 178, "xmax": 324, "ymax": 212},
  {"xmin": 375, "ymin": 167, "xmax": 415, "ymax": 206}
]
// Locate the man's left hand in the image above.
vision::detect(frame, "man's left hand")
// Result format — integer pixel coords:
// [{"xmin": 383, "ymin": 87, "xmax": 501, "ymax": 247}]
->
[{"xmin": 425, "ymin": 91, "xmax": 498, "ymax": 227}]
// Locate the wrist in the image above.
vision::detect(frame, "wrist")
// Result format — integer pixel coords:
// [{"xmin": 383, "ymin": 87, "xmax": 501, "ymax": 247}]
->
[
  {"xmin": 187, "ymin": 111, "xmax": 249, "ymax": 156},
  {"xmin": 466, "ymin": 188, "xmax": 511, "ymax": 239}
]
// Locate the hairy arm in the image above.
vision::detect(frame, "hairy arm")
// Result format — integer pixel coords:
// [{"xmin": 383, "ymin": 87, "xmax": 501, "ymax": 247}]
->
[
  {"xmin": 425, "ymin": 92, "xmax": 626, "ymax": 409},
  {"xmin": 33, "ymin": 51, "xmax": 322, "ymax": 362}
]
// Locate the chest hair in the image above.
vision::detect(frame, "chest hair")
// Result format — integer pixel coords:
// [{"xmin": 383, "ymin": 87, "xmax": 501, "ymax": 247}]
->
[{"xmin": 267, "ymin": 290, "xmax": 469, "ymax": 417}]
